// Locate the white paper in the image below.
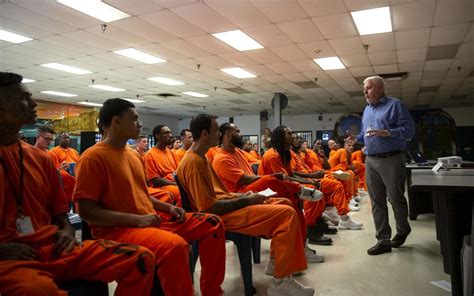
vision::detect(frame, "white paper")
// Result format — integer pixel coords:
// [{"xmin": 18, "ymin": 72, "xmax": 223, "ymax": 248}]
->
[{"xmin": 258, "ymin": 188, "xmax": 278, "ymax": 197}]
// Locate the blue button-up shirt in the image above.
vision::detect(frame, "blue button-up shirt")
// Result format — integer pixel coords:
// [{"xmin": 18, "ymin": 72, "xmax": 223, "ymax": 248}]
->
[{"xmin": 357, "ymin": 96, "xmax": 415, "ymax": 155}]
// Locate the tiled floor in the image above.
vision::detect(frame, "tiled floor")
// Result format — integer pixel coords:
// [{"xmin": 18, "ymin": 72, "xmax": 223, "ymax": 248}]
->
[{"xmin": 111, "ymin": 192, "xmax": 451, "ymax": 295}]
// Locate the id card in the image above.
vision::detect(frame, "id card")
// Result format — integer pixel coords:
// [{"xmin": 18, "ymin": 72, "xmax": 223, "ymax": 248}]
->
[{"xmin": 16, "ymin": 216, "xmax": 34, "ymax": 236}]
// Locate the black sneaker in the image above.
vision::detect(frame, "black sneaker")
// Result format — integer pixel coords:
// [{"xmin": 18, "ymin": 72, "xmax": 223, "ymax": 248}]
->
[
  {"xmin": 391, "ymin": 228, "xmax": 411, "ymax": 248},
  {"xmin": 316, "ymin": 218, "xmax": 338, "ymax": 235},
  {"xmin": 367, "ymin": 242, "xmax": 391, "ymax": 255}
]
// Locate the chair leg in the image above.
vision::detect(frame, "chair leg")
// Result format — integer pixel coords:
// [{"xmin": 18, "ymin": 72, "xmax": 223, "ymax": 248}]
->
[
  {"xmin": 234, "ymin": 235, "xmax": 255, "ymax": 296},
  {"xmin": 189, "ymin": 241, "xmax": 199, "ymax": 284},
  {"xmin": 251, "ymin": 237, "xmax": 261, "ymax": 264}
]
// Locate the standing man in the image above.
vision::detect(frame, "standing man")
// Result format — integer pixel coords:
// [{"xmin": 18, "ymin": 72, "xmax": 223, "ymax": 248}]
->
[
  {"xmin": 356, "ymin": 75, "xmax": 415, "ymax": 255},
  {"xmin": 49, "ymin": 132, "xmax": 79, "ymax": 168}
]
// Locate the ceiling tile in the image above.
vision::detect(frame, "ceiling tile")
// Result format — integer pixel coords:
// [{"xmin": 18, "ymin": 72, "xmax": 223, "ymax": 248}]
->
[
  {"xmin": 360, "ymin": 33, "xmax": 396, "ymax": 53},
  {"xmin": 424, "ymin": 59, "xmax": 452, "ymax": 71},
  {"xmin": 276, "ymin": 19, "xmax": 324, "ymax": 43},
  {"xmin": 64, "ymin": 30, "xmax": 126, "ymax": 51},
  {"xmin": 266, "ymin": 62, "xmax": 299, "ymax": 74},
  {"xmin": 171, "ymin": 2, "xmax": 235, "ymax": 33},
  {"xmin": 244, "ymin": 24, "xmax": 293, "ymax": 47},
  {"xmin": 243, "ymin": 49, "xmax": 284, "ymax": 64},
  {"xmin": 344, "ymin": 0, "xmax": 389, "ymax": 11},
  {"xmin": 204, "ymin": 0, "xmax": 271, "ymax": 28},
  {"xmin": 140, "ymin": 10, "xmax": 206, "ymax": 38},
  {"xmin": 368, "ymin": 51, "xmax": 397, "ymax": 65},
  {"xmin": 395, "ymin": 28, "xmax": 431, "ymax": 49},
  {"xmin": 297, "ymin": 40, "xmax": 336, "ymax": 59},
  {"xmin": 112, "ymin": 17, "xmax": 178, "ymax": 43},
  {"xmin": 86, "ymin": 25, "xmax": 150, "ymax": 48},
  {"xmin": 288, "ymin": 60, "xmax": 322, "ymax": 72},
  {"xmin": 329, "ymin": 37, "xmax": 365, "ymax": 55},
  {"xmin": 312, "ymin": 13, "xmax": 358, "ymax": 39},
  {"xmin": 161, "ymin": 39, "xmax": 211, "ymax": 58},
  {"xmin": 104, "ymin": 0, "xmax": 164, "ymax": 15},
  {"xmin": 433, "ymin": 0, "xmax": 473, "ymax": 26},
  {"xmin": 218, "ymin": 52, "xmax": 260, "ymax": 67},
  {"xmin": 251, "ymin": 0, "xmax": 307, "ymax": 22},
  {"xmin": 348, "ymin": 66, "xmax": 375, "ymax": 77},
  {"xmin": 373, "ymin": 64, "xmax": 399, "ymax": 74},
  {"xmin": 270, "ymin": 44, "xmax": 309, "ymax": 61},
  {"xmin": 340, "ymin": 54, "xmax": 370, "ymax": 67},
  {"xmin": 429, "ymin": 23, "xmax": 471, "ymax": 46},
  {"xmin": 297, "ymin": 0, "xmax": 348, "ymax": 17},
  {"xmin": 397, "ymin": 47, "xmax": 427, "ymax": 63},
  {"xmin": 392, "ymin": 0, "xmax": 436, "ymax": 31},
  {"xmin": 426, "ymin": 44, "xmax": 460, "ymax": 60}
]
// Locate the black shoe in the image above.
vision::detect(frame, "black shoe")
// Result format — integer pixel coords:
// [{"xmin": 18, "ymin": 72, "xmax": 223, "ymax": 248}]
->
[
  {"xmin": 308, "ymin": 234, "xmax": 333, "ymax": 245},
  {"xmin": 316, "ymin": 218, "xmax": 338, "ymax": 235},
  {"xmin": 367, "ymin": 242, "xmax": 392, "ymax": 255},
  {"xmin": 391, "ymin": 228, "xmax": 411, "ymax": 248}
]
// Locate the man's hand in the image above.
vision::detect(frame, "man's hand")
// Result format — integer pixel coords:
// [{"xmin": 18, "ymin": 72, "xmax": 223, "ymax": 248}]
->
[
  {"xmin": 58, "ymin": 161, "xmax": 69, "ymax": 171},
  {"xmin": 169, "ymin": 206, "xmax": 186, "ymax": 223},
  {"xmin": 314, "ymin": 170, "xmax": 325, "ymax": 178},
  {"xmin": 311, "ymin": 179, "xmax": 321, "ymax": 189},
  {"xmin": 247, "ymin": 193, "xmax": 269, "ymax": 205},
  {"xmin": 54, "ymin": 228, "xmax": 77, "ymax": 256},
  {"xmin": 0, "ymin": 242, "xmax": 38, "ymax": 261},
  {"xmin": 271, "ymin": 172, "xmax": 284, "ymax": 180},
  {"xmin": 367, "ymin": 129, "xmax": 390, "ymax": 137},
  {"xmin": 135, "ymin": 214, "xmax": 162, "ymax": 228}
]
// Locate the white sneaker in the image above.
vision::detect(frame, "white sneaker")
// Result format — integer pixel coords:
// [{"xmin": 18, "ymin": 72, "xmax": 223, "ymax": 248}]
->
[
  {"xmin": 322, "ymin": 207, "xmax": 340, "ymax": 225},
  {"xmin": 338, "ymin": 216, "xmax": 363, "ymax": 230},
  {"xmin": 331, "ymin": 170, "xmax": 351, "ymax": 181},
  {"xmin": 300, "ymin": 186, "xmax": 323, "ymax": 202},
  {"xmin": 305, "ymin": 246, "xmax": 325, "ymax": 263},
  {"xmin": 350, "ymin": 199, "xmax": 359, "ymax": 207},
  {"xmin": 265, "ymin": 258, "xmax": 305, "ymax": 276},
  {"xmin": 353, "ymin": 196, "xmax": 361, "ymax": 203},
  {"xmin": 349, "ymin": 203, "xmax": 360, "ymax": 211},
  {"xmin": 267, "ymin": 276, "xmax": 315, "ymax": 296}
]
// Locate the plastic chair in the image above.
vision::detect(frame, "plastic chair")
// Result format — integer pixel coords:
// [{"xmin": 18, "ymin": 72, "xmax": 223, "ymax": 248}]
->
[{"xmin": 174, "ymin": 174, "xmax": 256, "ymax": 296}]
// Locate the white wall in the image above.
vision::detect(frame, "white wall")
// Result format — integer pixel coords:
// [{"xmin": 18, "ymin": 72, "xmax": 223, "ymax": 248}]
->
[
  {"xmin": 139, "ymin": 113, "xmax": 180, "ymax": 135},
  {"xmin": 444, "ymin": 107, "xmax": 474, "ymax": 127}
]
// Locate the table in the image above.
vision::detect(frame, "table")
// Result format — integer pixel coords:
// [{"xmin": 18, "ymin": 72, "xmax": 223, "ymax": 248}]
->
[{"xmin": 410, "ymin": 169, "xmax": 474, "ymax": 296}]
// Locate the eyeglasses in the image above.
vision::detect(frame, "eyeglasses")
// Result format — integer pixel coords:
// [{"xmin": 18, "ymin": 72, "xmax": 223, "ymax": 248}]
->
[{"xmin": 40, "ymin": 135, "xmax": 54, "ymax": 142}]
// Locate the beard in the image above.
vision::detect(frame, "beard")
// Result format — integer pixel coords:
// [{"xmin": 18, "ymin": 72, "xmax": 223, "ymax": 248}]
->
[{"xmin": 231, "ymin": 136, "xmax": 244, "ymax": 148}]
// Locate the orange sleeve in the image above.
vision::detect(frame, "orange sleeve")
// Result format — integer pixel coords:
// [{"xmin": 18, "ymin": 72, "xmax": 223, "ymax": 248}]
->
[
  {"xmin": 73, "ymin": 155, "xmax": 107, "ymax": 204},
  {"xmin": 329, "ymin": 149, "xmax": 348, "ymax": 171},
  {"xmin": 212, "ymin": 152, "xmax": 246, "ymax": 192},
  {"xmin": 243, "ymin": 150, "xmax": 260, "ymax": 165},
  {"xmin": 47, "ymin": 150, "xmax": 61, "ymax": 169},
  {"xmin": 174, "ymin": 148, "xmax": 186, "ymax": 164},
  {"xmin": 290, "ymin": 150, "xmax": 309, "ymax": 173},
  {"xmin": 144, "ymin": 148, "xmax": 177, "ymax": 181},
  {"xmin": 259, "ymin": 148, "xmax": 293, "ymax": 176}
]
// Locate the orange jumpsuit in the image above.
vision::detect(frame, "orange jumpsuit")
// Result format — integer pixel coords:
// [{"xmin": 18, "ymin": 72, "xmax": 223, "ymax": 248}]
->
[
  {"xmin": 249, "ymin": 150, "xmax": 261, "ymax": 160},
  {"xmin": 74, "ymin": 142, "xmax": 226, "ymax": 296},
  {"xmin": 144, "ymin": 147, "xmax": 181, "ymax": 205},
  {"xmin": 205, "ymin": 146, "xmax": 221, "ymax": 164},
  {"xmin": 328, "ymin": 148, "xmax": 358, "ymax": 198},
  {"xmin": 48, "ymin": 146, "xmax": 79, "ymax": 202},
  {"xmin": 351, "ymin": 150, "xmax": 367, "ymax": 190},
  {"xmin": 177, "ymin": 151, "xmax": 307, "ymax": 278},
  {"xmin": 241, "ymin": 149, "xmax": 261, "ymax": 165},
  {"xmin": 0, "ymin": 142, "xmax": 155, "ymax": 296},
  {"xmin": 174, "ymin": 148, "xmax": 187, "ymax": 164}
]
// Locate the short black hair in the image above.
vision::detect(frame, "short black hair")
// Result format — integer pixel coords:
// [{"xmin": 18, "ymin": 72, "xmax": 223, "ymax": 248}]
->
[
  {"xmin": 152, "ymin": 124, "xmax": 166, "ymax": 142},
  {"xmin": 218, "ymin": 122, "xmax": 233, "ymax": 144},
  {"xmin": 180, "ymin": 129, "xmax": 191, "ymax": 137},
  {"xmin": 0, "ymin": 72, "xmax": 23, "ymax": 88},
  {"xmin": 190, "ymin": 114, "xmax": 217, "ymax": 140},
  {"xmin": 98, "ymin": 98, "xmax": 135, "ymax": 130},
  {"xmin": 37, "ymin": 125, "xmax": 55, "ymax": 134}
]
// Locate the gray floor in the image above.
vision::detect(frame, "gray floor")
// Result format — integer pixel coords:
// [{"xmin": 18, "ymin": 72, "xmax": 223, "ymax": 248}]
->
[{"xmin": 110, "ymin": 192, "xmax": 451, "ymax": 295}]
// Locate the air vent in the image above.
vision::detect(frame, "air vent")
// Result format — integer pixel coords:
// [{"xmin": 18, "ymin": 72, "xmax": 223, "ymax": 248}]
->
[
  {"xmin": 230, "ymin": 108, "xmax": 246, "ymax": 112},
  {"xmin": 328, "ymin": 102, "xmax": 344, "ymax": 106},
  {"xmin": 226, "ymin": 87, "xmax": 251, "ymax": 94},
  {"xmin": 156, "ymin": 93, "xmax": 178, "ymax": 97},
  {"xmin": 426, "ymin": 44, "xmax": 460, "ymax": 61},
  {"xmin": 295, "ymin": 81, "xmax": 319, "ymax": 89},
  {"xmin": 378, "ymin": 72, "xmax": 408, "ymax": 81}
]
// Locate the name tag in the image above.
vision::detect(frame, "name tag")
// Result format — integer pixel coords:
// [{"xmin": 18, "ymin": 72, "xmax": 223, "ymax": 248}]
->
[{"xmin": 16, "ymin": 216, "xmax": 34, "ymax": 236}]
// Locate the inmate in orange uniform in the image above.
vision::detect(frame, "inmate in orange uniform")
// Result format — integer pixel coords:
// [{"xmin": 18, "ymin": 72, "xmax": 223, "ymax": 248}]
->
[
  {"xmin": 73, "ymin": 142, "xmax": 226, "ymax": 296},
  {"xmin": 242, "ymin": 149, "xmax": 261, "ymax": 165},
  {"xmin": 213, "ymin": 148, "xmax": 301, "ymax": 199},
  {"xmin": 177, "ymin": 151, "xmax": 307, "ymax": 278},
  {"xmin": 328, "ymin": 148, "xmax": 357, "ymax": 199},
  {"xmin": 205, "ymin": 146, "xmax": 221, "ymax": 164},
  {"xmin": 258, "ymin": 148, "xmax": 314, "ymax": 241},
  {"xmin": 351, "ymin": 150, "xmax": 367, "ymax": 190},
  {"xmin": 249, "ymin": 149, "xmax": 261, "ymax": 160},
  {"xmin": 174, "ymin": 147, "xmax": 187, "ymax": 164},
  {"xmin": 0, "ymin": 142, "xmax": 154, "ymax": 296},
  {"xmin": 144, "ymin": 146, "xmax": 181, "ymax": 205},
  {"xmin": 48, "ymin": 146, "xmax": 78, "ymax": 202}
]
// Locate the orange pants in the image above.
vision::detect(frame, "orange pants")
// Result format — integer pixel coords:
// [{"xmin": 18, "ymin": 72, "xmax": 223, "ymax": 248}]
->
[
  {"xmin": 335, "ymin": 170, "xmax": 357, "ymax": 201},
  {"xmin": 0, "ymin": 240, "xmax": 154, "ymax": 296},
  {"xmin": 99, "ymin": 212, "xmax": 225, "ymax": 296},
  {"xmin": 240, "ymin": 175, "xmax": 307, "ymax": 242},
  {"xmin": 161, "ymin": 184, "xmax": 182, "ymax": 206},
  {"xmin": 148, "ymin": 187, "xmax": 177, "ymax": 206},
  {"xmin": 353, "ymin": 161, "xmax": 366, "ymax": 190},
  {"xmin": 221, "ymin": 199, "xmax": 307, "ymax": 278}
]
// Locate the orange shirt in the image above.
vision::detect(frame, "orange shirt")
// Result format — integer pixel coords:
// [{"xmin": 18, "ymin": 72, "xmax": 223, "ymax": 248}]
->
[
  {"xmin": 328, "ymin": 148, "xmax": 350, "ymax": 171},
  {"xmin": 205, "ymin": 146, "xmax": 221, "ymax": 164},
  {"xmin": 249, "ymin": 150, "xmax": 261, "ymax": 160},
  {"xmin": 213, "ymin": 149, "xmax": 255, "ymax": 193},
  {"xmin": 174, "ymin": 148, "xmax": 186, "ymax": 164},
  {"xmin": 144, "ymin": 147, "xmax": 178, "ymax": 182},
  {"xmin": 176, "ymin": 151, "xmax": 233, "ymax": 212},
  {"xmin": 329, "ymin": 149, "xmax": 337, "ymax": 158},
  {"xmin": 0, "ymin": 142, "xmax": 68, "ymax": 246},
  {"xmin": 302, "ymin": 149, "xmax": 324, "ymax": 171},
  {"xmin": 242, "ymin": 149, "xmax": 260, "ymax": 165},
  {"xmin": 352, "ymin": 150, "xmax": 365, "ymax": 163},
  {"xmin": 258, "ymin": 148, "xmax": 294, "ymax": 176},
  {"xmin": 136, "ymin": 148, "xmax": 145, "ymax": 158},
  {"xmin": 49, "ymin": 146, "xmax": 79, "ymax": 168},
  {"xmin": 73, "ymin": 142, "xmax": 155, "ymax": 237},
  {"xmin": 290, "ymin": 150, "xmax": 310, "ymax": 173}
]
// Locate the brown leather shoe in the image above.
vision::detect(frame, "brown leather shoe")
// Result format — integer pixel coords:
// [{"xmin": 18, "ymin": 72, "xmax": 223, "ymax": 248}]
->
[
  {"xmin": 391, "ymin": 228, "xmax": 411, "ymax": 248},
  {"xmin": 367, "ymin": 242, "xmax": 392, "ymax": 255}
]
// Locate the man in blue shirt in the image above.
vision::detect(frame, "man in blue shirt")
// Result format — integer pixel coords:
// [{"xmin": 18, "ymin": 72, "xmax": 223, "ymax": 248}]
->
[{"xmin": 355, "ymin": 76, "xmax": 415, "ymax": 255}]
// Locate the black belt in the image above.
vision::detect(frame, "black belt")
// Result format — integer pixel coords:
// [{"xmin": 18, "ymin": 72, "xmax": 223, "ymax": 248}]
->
[{"xmin": 368, "ymin": 150, "xmax": 404, "ymax": 158}]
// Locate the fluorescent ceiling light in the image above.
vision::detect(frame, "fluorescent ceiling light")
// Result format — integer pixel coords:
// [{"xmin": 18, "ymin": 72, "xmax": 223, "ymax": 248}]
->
[
  {"xmin": 351, "ymin": 6, "xmax": 392, "ymax": 35},
  {"xmin": 41, "ymin": 91, "xmax": 77, "ymax": 97},
  {"xmin": 0, "ymin": 29, "xmax": 32, "ymax": 44},
  {"xmin": 22, "ymin": 78, "xmax": 36, "ymax": 83},
  {"xmin": 182, "ymin": 91, "xmax": 208, "ymax": 98},
  {"xmin": 57, "ymin": 0, "xmax": 130, "ymax": 22},
  {"xmin": 148, "ymin": 77, "xmax": 184, "ymax": 86},
  {"xmin": 78, "ymin": 101, "xmax": 103, "ymax": 107},
  {"xmin": 221, "ymin": 67, "xmax": 256, "ymax": 79},
  {"xmin": 41, "ymin": 63, "xmax": 92, "ymax": 75},
  {"xmin": 313, "ymin": 57, "xmax": 345, "ymax": 70},
  {"xmin": 212, "ymin": 30, "xmax": 263, "ymax": 51},
  {"xmin": 122, "ymin": 98, "xmax": 146, "ymax": 103},
  {"xmin": 89, "ymin": 84, "xmax": 125, "ymax": 92},
  {"xmin": 114, "ymin": 48, "xmax": 166, "ymax": 64}
]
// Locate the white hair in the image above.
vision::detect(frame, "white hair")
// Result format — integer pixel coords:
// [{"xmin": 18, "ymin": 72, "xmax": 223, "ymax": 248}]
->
[{"xmin": 363, "ymin": 75, "xmax": 385, "ymax": 90}]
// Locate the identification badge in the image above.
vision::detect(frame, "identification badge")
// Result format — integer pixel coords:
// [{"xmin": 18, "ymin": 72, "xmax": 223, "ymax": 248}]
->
[{"xmin": 16, "ymin": 216, "xmax": 34, "ymax": 236}]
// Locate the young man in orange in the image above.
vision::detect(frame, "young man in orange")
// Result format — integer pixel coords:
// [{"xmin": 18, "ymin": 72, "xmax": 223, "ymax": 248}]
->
[
  {"xmin": 177, "ymin": 114, "xmax": 314, "ymax": 296},
  {"xmin": 293, "ymin": 136, "xmax": 363, "ymax": 232},
  {"xmin": 175, "ymin": 129, "xmax": 193, "ymax": 164},
  {"xmin": 213, "ymin": 123, "xmax": 324, "ymax": 263},
  {"xmin": 74, "ymin": 99, "xmax": 226, "ymax": 296},
  {"xmin": 351, "ymin": 145, "xmax": 367, "ymax": 191},
  {"xmin": 144, "ymin": 124, "xmax": 181, "ymax": 205},
  {"xmin": 135, "ymin": 135, "xmax": 148, "ymax": 157},
  {"xmin": 252, "ymin": 143, "xmax": 261, "ymax": 159},
  {"xmin": 241, "ymin": 139, "xmax": 260, "ymax": 165},
  {"xmin": 328, "ymin": 140, "xmax": 360, "ymax": 211},
  {"xmin": 0, "ymin": 72, "xmax": 155, "ymax": 296}
]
